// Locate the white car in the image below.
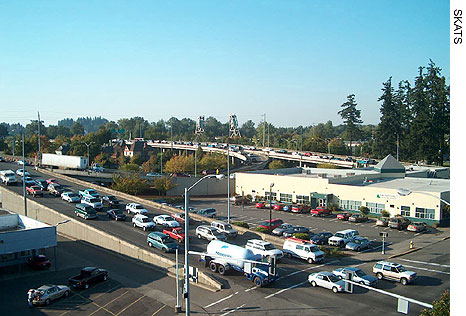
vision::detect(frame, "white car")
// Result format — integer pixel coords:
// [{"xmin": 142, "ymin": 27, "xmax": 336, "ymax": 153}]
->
[
  {"xmin": 81, "ymin": 196, "xmax": 103, "ymax": 210},
  {"xmin": 153, "ymin": 215, "xmax": 180, "ymax": 227},
  {"xmin": 16, "ymin": 169, "xmax": 30, "ymax": 177},
  {"xmin": 308, "ymin": 271, "xmax": 346, "ymax": 293},
  {"xmin": 126, "ymin": 203, "xmax": 148, "ymax": 215},
  {"xmin": 245, "ymin": 239, "xmax": 283, "ymax": 260},
  {"xmin": 61, "ymin": 191, "xmax": 81, "ymax": 203},
  {"xmin": 132, "ymin": 214, "xmax": 155, "ymax": 231}
]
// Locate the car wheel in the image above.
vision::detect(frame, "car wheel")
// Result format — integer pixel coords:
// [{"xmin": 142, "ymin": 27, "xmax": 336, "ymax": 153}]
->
[
  {"xmin": 218, "ymin": 265, "xmax": 226, "ymax": 275},
  {"xmin": 339, "ymin": 241, "xmax": 344, "ymax": 248},
  {"xmin": 133, "ymin": 223, "xmax": 136, "ymax": 227},
  {"xmin": 376, "ymin": 272, "xmax": 383, "ymax": 280},
  {"xmin": 311, "ymin": 280, "xmax": 317, "ymax": 287},
  {"xmin": 307, "ymin": 258, "xmax": 314, "ymax": 264},
  {"xmin": 143, "ymin": 226, "xmax": 147, "ymax": 231},
  {"xmin": 103, "ymin": 275, "xmax": 108, "ymax": 281},
  {"xmin": 253, "ymin": 276, "xmax": 262, "ymax": 287},
  {"xmin": 197, "ymin": 234, "xmax": 202, "ymax": 239},
  {"xmin": 332, "ymin": 286, "xmax": 338, "ymax": 293},
  {"xmin": 45, "ymin": 299, "xmax": 50, "ymax": 305},
  {"xmin": 209, "ymin": 262, "xmax": 217, "ymax": 273},
  {"xmin": 401, "ymin": 278, "xmax": 408, "ymax": 285},
  {"xmin": 359, "ymin": 281, "xmax": 365, "ymax": 285},
  {"xmin": 64, "ymin": 290, "xmax": 69, "ymax": 297},
  {"xmin": 338, "ymin": 276, "xmax": 343, "ymax": 280},
  {"xmin": 163, "ymin": 247, "xmax": 168, "ymax": 253},
  {"xmin": 286, "ymin": 253, "xmax": 292, "ymax": 259},
  {"xmin": 148, "ymin": 241, "xmax": 153, "ymax": 247}
]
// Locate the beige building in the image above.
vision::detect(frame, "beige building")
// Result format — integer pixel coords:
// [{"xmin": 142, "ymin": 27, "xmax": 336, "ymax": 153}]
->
[{"xmin": 235, "ymin": 155, "xmax": 450, "ymax": 226}]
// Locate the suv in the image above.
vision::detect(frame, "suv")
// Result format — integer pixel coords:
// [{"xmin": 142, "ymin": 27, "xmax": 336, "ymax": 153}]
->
[
  {"xmin": 211, "ymin": 221, "xmax": 238, "ymax": 238},
  {"xmin": 372, "ymin": 261, "xmax": 417, "ymax": 285},
  {"xmin": 195, "ymin": 225, "xmax": 227, "ymax": 241},
  {"xmin": 132, "ymin": 214, "xmax": 155, "ymax": 231},
  {"xmin": 196, "ymin": 208, "xmax": 217, "ymax": 218},
  {"xmin": 75, "ymin": 203, "xmax": 98, "ymax": 220},
  {"xmin": 81, "ymin": 196, "xmax": 103, "ymax": 210},
  {"xmin": 283, "ymin": 237, "xmax": 325, "ymax": 264},
  {"xmin": 245, "ymin": 239, "xmax": 283, "ymax": 260},
  {"xmin": 147, "ymin": 232, "xmax": 179, "ymax": 253},
  {"xmin": 328, "ymin": 229, "xmax": 359, "ymax": 247},
  {"xmin": 389, "ymin": 217, "xmax": 411, "ymax": 230}
]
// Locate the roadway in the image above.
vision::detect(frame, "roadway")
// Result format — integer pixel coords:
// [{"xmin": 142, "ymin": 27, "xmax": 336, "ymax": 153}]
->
[{"xmin": 0, "ymin": 161, "xmax": 450, "ymax": 315}]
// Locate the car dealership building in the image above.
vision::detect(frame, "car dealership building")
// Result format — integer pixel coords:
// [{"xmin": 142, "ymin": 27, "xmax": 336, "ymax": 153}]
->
[{"xmin": 235, "ymin": 155, "xmax": 450, "ymax": 226}]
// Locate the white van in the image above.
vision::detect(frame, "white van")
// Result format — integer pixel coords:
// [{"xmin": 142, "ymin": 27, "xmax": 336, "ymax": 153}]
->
[
  {"xmin": 245, "ymin": 239, "xmax": 283, "ymax": 260},
  {"xmin": 283, "ymin": 237, "xmax": 324, "ymax": 264}
]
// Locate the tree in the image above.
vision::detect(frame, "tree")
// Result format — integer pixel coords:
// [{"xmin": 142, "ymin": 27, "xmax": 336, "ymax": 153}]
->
[
  {"xmin": 130, "ymin": 153, "xmax": 143, "ymax": 165},
  {"xmin": 111, "ymin": 173, "xmax": 151, "ymax": 195},
  {"xmin": 240, "ymin": 120, "xmax": 256, "ymax": 138},
  {"xmin": 338, "ymin": 94, "xmax": 363, "ymax": 153},
  {"xmin": 420, "ymin": 289, "xmax": 449, "ymax": 316},
  {"xmin": 199, "ymin": 153, "xmax": 226, "ymax": 171},
  {"xmin": 359, "ymin": 206, "xmax": 369, "ymax": 217},
  {"xmin": 70, "ymin": 122, "xmax": 84, "ymax": 136},
  {"xmin": 268, "ymin": 160, "xmax": 285, "ymax": 169},
  {"xmin": 142, "ymin": 154, "xmax": 158, "ymax": 173},
  {"xmin": 164, "ymin": 155, "xmax": 194, "ymax": 173},
  {"xmin": 153, "ymin": 176, "xmax": 176, "ymax": 196},
  {"xmin": 328, "ymin": 138, "xmax": 347, "ymax": 155}
]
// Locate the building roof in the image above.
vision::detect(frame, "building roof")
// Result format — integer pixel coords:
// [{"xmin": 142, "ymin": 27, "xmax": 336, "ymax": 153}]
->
[
  {"xmin": 374, "ymin": 155, "xmax": 405, "ymax": 173},
  {"xmin": 360, "ymin": 177, "xmax": 449, "ymax": 193}
]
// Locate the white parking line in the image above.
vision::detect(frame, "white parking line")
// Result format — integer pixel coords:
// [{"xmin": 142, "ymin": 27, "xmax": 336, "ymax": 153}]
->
[
  {"xmin": 329, "ymin": 219, "xmax": 338, "ymax": 222},
  {"xmin": 204, "ymin": 292, "xmax": 239, "ymax": 308},
  {"xmin": 401, "ymin": 264, "xmax": 450, "ymax": 275},
  {"xmin": 309, "ymin": 227, "xmax": 319, "ymax": 231},
  {"xmin": 220, "ymin": 304, "xmax": 246, "ymax": 316},
  {"xmin": 244, "ymin": 286, "xmax": 258, "ymax": 292},
  {"xmin": 264, "ymin": 280, "xmax": 308, "ymax": 299},
  {"xmin": 399, "ymin": 259, "xmax": 450, "ymax": 268},
  {"xmin": 276, "ymin": 260, "xmax": 338, "ymax": 281}
]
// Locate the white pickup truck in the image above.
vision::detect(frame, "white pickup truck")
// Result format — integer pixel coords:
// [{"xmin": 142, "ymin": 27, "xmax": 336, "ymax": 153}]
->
[{"xmin": 1, "ymin": 170, "xmax": 17, "ymax": 185}]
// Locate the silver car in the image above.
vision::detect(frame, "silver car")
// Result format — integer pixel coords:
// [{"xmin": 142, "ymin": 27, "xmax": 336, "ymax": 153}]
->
[
  {"xmin": 272, "ymin": 223, "xmax": 294, "ymax": 236},
  {"xmin": 345, "ymin": 237, "xmax": 371, "ymax": 251},
  {"xmin": 31, "ymin": 284, "xmax": 70, "ymax": 306}
]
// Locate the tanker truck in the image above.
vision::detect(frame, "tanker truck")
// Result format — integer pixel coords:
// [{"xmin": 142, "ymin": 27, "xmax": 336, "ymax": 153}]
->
[{"xmin": 195, "ymin": 240, "xmax": 277, "ymax": 287}]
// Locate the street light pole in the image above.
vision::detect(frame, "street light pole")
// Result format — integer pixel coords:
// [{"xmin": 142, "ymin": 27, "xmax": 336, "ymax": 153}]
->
[
  {"xmin": 227, "ymin": 138, "xmax": 230, "ymax": 224},
  {"xmin": 269, "ymin": 183, "xmax": 274, "ymax": 231},
  {"xmin": 22, "ymin": 133, "xmax": 27, "ymax": 217}
]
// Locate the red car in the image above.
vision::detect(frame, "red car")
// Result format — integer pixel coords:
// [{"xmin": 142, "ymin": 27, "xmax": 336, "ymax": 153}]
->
[
  {"xmin": 310, "ymin": 207, "xmax": 332, "ymax": 217},
  {"xmin": 337, "ymin": 212, "xmax": 351, "ymax": 221},
  {"xmin": 255, "ymin": 201, "xmax": 266, "ymax": 209},
  {"xmin": 46, "ymin": 178, "xmax": 57, "ymax": 185},
  {"xmin": 258, "ymin": 218, "xmax": 284, "ymax": 230},
  {"xmin": 171, "ymin": 213, "xmax": 194, "ymax": 224},
  {"xmin": 273, "ymin": 203, "xmax": 284, "ymax": 211},
  {"xmin": 162, "ymin": 227, "xmax": 186, "ymax": 243},
  {"xmin": 28, "ymin": 255, "xmax": 51, "ymax": 270},
  {"xmin": 291, "ymin": 205, "xmax": 311, "ymax": 213},
  {"xmin": 26, "ymin": 185, "xmax": 43, "ymax": 197},
  {"xmin": 304, "ymin": 152, "xmax": 313, "ymax": 157}
]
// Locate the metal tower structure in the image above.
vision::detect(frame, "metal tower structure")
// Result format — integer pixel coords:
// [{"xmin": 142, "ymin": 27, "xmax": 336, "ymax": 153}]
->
[
  {"xmin": 229, "ymin": 114, "xmax": 241, "ymax": 137},
  {"xmin": 195, "ymin": 116, "xmax": 205, "ymax": 135}
]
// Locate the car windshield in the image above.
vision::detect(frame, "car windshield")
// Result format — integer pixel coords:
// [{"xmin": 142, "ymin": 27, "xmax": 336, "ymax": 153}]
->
[
  {"xmin": 355, "ymin": 270, "xmax": 366, "ymax": 277},
  {"xmin": 264, "ymin": 244, "xmax": 275, "ymax": 250},
  {"xmin": 88, "ymin": 190, "xmax": 97, "ymax": 194},
  {"xmin": 90, "ymin": 198, "xmax": 100, "ymax": 203},
  {"xmin": 334, "ymin": 233, "xmax": 344, "ymax": 238},
  {"xmin": 68, "ymin": 193, "xmax": 78, "ymax": 198},
  {"xmin": 224, "ymin": 224, "xmax": 232, "ymax": 230},
  {"xmin": 311, "ymin": 247, "xmax": 320, "ymax": 253},
  {"xmin": 327, "ymin": 274, "xmax": 340, "ymax": 282},
  {"xmin": 176, "ymin": 229, "xmax": 185, "ymax": 234},
  {"xmin": 142, "ymin": 218, "xmax": 152, "ymax": 223},
  {"xmin": 113, "ymin": 210, "xmax": 123, "ymax": 215},
  {"xmin": 397, "ymin": 266, "xmax": 407, "ymax": 272},
  {"xmin": 135, "ymin": 205, "xmax": 144, "ymax": 209},
  {"xmin": 161, "ymin": 236, "xmax": 175, "ymax": 243},
  {"xmin": 108, "ymin": 196, "xmax": 117, "ymax": 201},
  {"xmin": 212, "ymin": 230, "xmax": 223, "ymax": 237}
]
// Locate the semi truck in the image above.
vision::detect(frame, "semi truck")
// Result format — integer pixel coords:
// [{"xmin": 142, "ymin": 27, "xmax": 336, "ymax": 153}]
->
[
  {"xmin": 41, "ymin": 153, "xmax": 88, "ymax": 170},
  {"xmin": 195, "ymin": 240, "xmax": 277, "ymax": 287},
  {"xmin": 0, "ymin": 170, "xmax": 17, "ymax": 185}
]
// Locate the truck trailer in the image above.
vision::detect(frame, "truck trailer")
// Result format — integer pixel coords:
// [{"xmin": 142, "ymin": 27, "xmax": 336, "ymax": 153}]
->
[{"xmin": 41, "ymin": 154, "xmax": 88, "ymax": 170}]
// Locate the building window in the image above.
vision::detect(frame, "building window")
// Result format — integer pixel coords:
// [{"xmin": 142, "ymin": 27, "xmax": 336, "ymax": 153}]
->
[
  {"xmin": 366, "ymin": 202, "xmax": 385, "ymax": 214},
  {"xmin": 280, "ymin": 193, "xmax": 293, "ymax": 203},
  {"xmin": 19, "ymin": 250, "xmax": 31, "ymax": 258},
  {"xmin": 1, "ymin": 253, "xmax": 15, "ymax": 262},
  {"xmin": 265, "ymin": 192, "xmax": 277, "ymax": 202},
  {"xmin": 401, "ymin": 206, "xmax": 411, "ymax": 217},
  {"xmin": 340, "ymin": 200, "xmax": 362, "ymax": 212},
  {"xmin": 296, "ymin": 195, "xmax": 309, "ymax": 205},
  {"xmin": 415, "ymin": 208, "xmax": 435, "ymax": 219}
]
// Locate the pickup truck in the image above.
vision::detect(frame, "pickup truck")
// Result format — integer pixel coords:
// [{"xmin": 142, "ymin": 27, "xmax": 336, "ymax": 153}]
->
[
  {"xmin": 48, "ymin": 184, "xmax": 63, "ymax": 197},
  {"xmin": 68, "ymin": 267, "xmax": 108, "ymax": 289},
  {"xmin": 26, "ymin": 185, "xmax": 43, "ymax": 197},
  {"xmin": 79, "ymin": 188, "xmax": 100, "ymax": 199},
  {"xmin": 163, "ymin": 227, "xmax": 186, "ymax": 243},
  {"xmin": 310, "ymin": 207, "xmax": 332, "ymax": 217}
]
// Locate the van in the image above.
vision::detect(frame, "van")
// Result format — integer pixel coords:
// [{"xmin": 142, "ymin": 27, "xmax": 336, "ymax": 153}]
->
[
  {"xmin": 195, "ymin": 225, "xmax": 226, "ymax": 241},
  {"xmin": 388, "ymin": 217, "xmax": 411, "ymax": 230},
  {"xmin": 211, "ymin": 221, "xmax": 238, "ymax": 238},
  {"xmin": 328, "ymin": 229, "xmax": 359, "ymax": 247},
  {"xmin": 246, "ymin": 239, "xmax": 283, "ymax": 260},
  {"xmin": 75, "ymin": 203, "xmax": 98, "ymax": 220},
  {"xmin": 282, "ymin": 237, "xmax": 324, "ymax": 264}
]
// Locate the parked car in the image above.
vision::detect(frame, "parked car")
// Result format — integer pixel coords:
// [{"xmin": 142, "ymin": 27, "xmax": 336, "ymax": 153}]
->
[
  {"xmin": 34, "ymin": 179, "xmax": 49, "ymax": 191},
  {"xmin": 345, "ymin": 237, "xmax": 371, "ymax": 251},
  {"xmin": 48, "ymin": 183, "xmax": 63, "ymax": 196},
  {"xmin": 162, "ymin": 227, "xmax": 186, "ymax": 243},
  {"xmin": 211, "ymin": 220, "xmax": 238, "ymax": 238},
  {"xmin": 309, "ymin": 232, "xmax": 333, "ymax": 245},
  {"xmin": 372, "ymin": 261, "xmax": 417, "ymax": 285},
  {"xmin": 337, "ymin": 212, "xmax": 352, "ymax": 221},
  {"xmin": 28, "ymin": 255, "xmax": 51, "ymax": 270},
  {"xmin": 255, "ymin": 201, "xmax": 266, "ymax": 209},
  {"xmin": 332, "ymin": 267, "xmax": 378, "ymax": 286},
  {"xmin": 106, "ymin": 209, "xmax": 126, "ymax": 221},
  {"xmin": 153, "ymin": 214, "xmax": 180, "ymax": 227},
  {"xmin": 283, "ymin": 226, "xmax": 310, "ymax": 238},
  {"xmin": 389, "ymin": 217, "xmax": 411, "ymax": 230},
  {"xmin": 68, "ymin": 267, "xmax": 108, "ymax": 289},
  {"xmin": 311, "ymin": 206, "xmax": 332, "ymax": 217},
  {"xmin": 282, "ymin": 204, "xmax": 293, "ymax": 212},
  {"xmin": 272, "ymin": 223, "xmax": 294, "ymax": 236},
  {"xmin": 258, "ymin": 219, "xmax": 284, "ymax": 230},
  {"xmin": 171, "ymin": 212, "xmax": 194, "ymax": 224},
  {"xmin": 232, "ymin": 195, "xmax": 250, "ymax": 205},
  {"xmin": 245, "ymin": 239, "xmax": 283, "ymax": 260},
  {"xmin": 26, "ymin": 185, "xmax": 43, "ymax": 197},
  {"xmin": 61, "ymin": 191, "xmax": 81, "ymax": 203},
  {"xmin": 81, "ymin": 196, "xmax": 103, "ymax": 211},
  {"xmin": 273, "ymin": 203, "xmax": 284, "ymax": 211},
  {"xmin": 75, "ymin": 203, "xmax": 98, "ymax": 220},
  {"xmin": 132, "ymin": 214, "xmax": 155, "ymax": 231},
  {"xmin": 196, "ymin": 208, "xmax": 217, "ymax": 218},
  {"xmin": 147, "ymin": 232, "xmax": 179, "ymax": 252},
  {"xmin": 283, "ymin": 237, "xmax": 325, "ymax": 264},
  {"xmin": 328, "ymin": 229, "xmax": 359, "ymax": 247},
  {"xmin": 348, "ymin": 214, "xmax": 368, "ymax": 223},
  {"xmin": 23, "ymin": 176, "xmax": 36, "ymax": 187},
  {"xmin": 407, "ymin": 222, "xmax": 427, "ymax": 232},
  {"xmin": 195, "ymin": 225, "xmax": 227, "ymax": 241},
  {"xmin": 126, "ymin": 203, "xmax": 148, "ymax": 215},
  {"xmin": 101, "ymin": 195, "xmax": 120, "ymax": 207},
  {"xmin": 308, "ymin": 271, "xmax": 345, "ymax": 293},
  {"xmin": 375, "ymin": 217, "xmax": 390, "ymax": 227},
  {"xmin": 29, "ymin": 284, "xmax": 70, "ymax": 305},
  {"xmin": 291, "ymin": 205, "xmax": 311, "ymax": 213}
]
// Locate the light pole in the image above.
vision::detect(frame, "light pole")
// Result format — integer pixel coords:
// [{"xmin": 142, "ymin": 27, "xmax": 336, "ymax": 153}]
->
[
  {"xmin": 397, "ymin": 188, "xmax": 450, "ymax": 206},
  {"xmin": 54, "ymin": 219, "xmax": 71, "ymax": 271},
  {"xmin": 83, "ymin": 141, "xmax": 95, "ymax": 169},
  {"xmin": 22, "ymin": 133, "xmax": 27, "ymax": 217},
  {"xmin": 269, "ymin": 183, "xmax": 274, "ymax": 231},
  {"xmin": 184, "ymin": 174, "xmax": 225, "ymax": 316},
  {"xmin": 227, "ymin": 138, "xmax": 230, "ymax": 223}
]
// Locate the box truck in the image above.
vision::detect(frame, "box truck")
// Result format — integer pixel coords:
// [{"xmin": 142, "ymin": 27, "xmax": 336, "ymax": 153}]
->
[{"xmin": 41, "ymin": 154, "xmax": 88, "ymax": 170}]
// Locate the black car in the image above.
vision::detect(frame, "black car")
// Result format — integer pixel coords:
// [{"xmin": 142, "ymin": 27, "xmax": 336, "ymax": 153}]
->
[
  {"xmin": 283, "ymin": 226, "xmax": 310, "ymax": 238},
  {"xmin": 101, "ymin": 195, "xmax": 120, "ymax": 207},
  {"xmin": 309, "ymin": 232, "xmax": 333, "ymax": 245},
  {"xmin": 106, "ymin": 209, "xmax": 126, "ymax": 221},
  {"xmin": 34, "ymin": 179, "xmax": 49, "ymax": 191}
]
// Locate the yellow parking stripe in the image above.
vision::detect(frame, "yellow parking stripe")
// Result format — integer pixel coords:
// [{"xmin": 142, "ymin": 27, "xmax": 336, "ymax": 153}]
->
[
  {"xmin": 151, "ymin": 305, "xmax": 167, "ymax": 316},
  {"xmin": 115, "ymin": 294, "xmax": 145, "ymax": 315},
  {"xmin": 88, "ymin": 290, "xmax": 129, "ymax": 316}
]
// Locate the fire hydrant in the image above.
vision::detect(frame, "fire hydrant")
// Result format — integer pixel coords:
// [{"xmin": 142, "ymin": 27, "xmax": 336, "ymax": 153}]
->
[{"xmin": 410, "ymin": 240, "xmax": 414, "ymax": 249}]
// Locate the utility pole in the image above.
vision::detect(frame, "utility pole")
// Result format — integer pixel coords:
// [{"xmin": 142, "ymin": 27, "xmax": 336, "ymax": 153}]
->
[
  {"xmin": 262, "ymin": 113, "xmax": 266, "ymax": 148},
  {"xmin": 38, "ymin": 112, "xmax": 41, "ymax": 166},
  {"xmin": 227, "ymin": 138, "xmax": 230, "ymax": 223},
  {"xmin": 22, "ymin": 133, "xmax": 27, "ymax": 217},
  {"xmin": 84, "ymin": 142, "xmax": 94, "ymax": 169}
]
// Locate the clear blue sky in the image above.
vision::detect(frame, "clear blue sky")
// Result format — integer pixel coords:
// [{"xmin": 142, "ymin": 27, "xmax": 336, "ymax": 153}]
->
[{"xmin": 0, "ymin": 0, "xmax": 450, "ymax": 128}]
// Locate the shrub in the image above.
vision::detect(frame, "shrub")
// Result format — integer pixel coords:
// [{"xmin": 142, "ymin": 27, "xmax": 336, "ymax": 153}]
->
[
  {"xmin": 359, "ymin": 206, "xmax": 370, "ymax": 217},
  {"xmin": 320, "ymin": 246, "xmax": 345, "ymax": 257},
  {"xmin": 381, "ymin": 210, "xmax": 390, "ymax": 218},
  {"xmin": 293, "ymin": 233, "xmax": 310, "ymax": 240},
  {"xmin": 232, "ymin": 222, "xmax": 249, "ymax": 229},
  {"xmin": 256, "ymin": 226, "xmax": 271, "ymax": 234}
]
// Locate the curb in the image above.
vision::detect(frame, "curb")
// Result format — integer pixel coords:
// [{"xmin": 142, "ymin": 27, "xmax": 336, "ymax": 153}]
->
[{"xmin": 388, "ymin": 247, "xmax": 421, "ymax": 259}]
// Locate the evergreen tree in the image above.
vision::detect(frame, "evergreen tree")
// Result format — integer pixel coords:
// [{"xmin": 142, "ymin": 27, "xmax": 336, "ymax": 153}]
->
[
  {"xmin": 375, "ymin": 77, "xmax": 399, "ymax": 158},
  {"xmin": 338, "ymin": 94, "xmax": 363, "ymax": 153}
]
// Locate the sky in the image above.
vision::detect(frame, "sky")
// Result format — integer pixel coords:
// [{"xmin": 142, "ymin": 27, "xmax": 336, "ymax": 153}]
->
[{"xmin": 0, "ymin": 0, "xmax": 451, "ymax": 128}]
